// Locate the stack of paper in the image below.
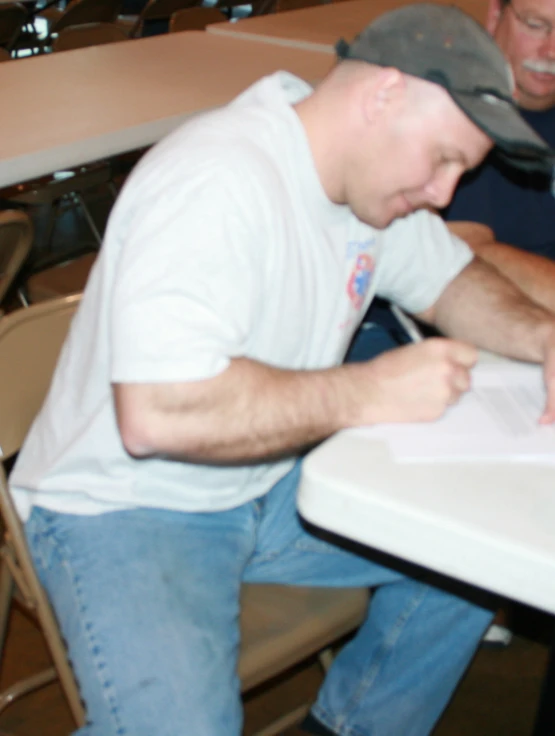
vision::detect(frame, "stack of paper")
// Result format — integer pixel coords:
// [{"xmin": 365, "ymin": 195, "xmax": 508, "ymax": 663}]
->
[{"xmin": 351, "ymin": 360, "xmax": 555, "ymax": 464}]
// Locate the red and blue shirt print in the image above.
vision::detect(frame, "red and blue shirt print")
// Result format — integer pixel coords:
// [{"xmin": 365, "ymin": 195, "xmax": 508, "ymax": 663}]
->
[{"xmin": 346, "ymin": 238, "xmax": 375, "ymax": 311}]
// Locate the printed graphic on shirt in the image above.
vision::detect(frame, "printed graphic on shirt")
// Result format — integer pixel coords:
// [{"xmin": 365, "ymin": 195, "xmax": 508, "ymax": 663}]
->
[{"xmin": 346, "ymin": 239, "xmax": 375, "ymax": 310}]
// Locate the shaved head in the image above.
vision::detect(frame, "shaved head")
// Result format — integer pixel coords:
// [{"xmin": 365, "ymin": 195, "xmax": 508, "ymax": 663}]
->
[{"xmin": 293, "ymin": 60, "xmax": 492, "ymax": 227}]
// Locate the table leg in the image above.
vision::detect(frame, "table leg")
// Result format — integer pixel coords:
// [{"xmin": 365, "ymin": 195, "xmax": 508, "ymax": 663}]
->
[{"xmin": 532, "ymin": 619, "xmax": 555, "ymax": 736}]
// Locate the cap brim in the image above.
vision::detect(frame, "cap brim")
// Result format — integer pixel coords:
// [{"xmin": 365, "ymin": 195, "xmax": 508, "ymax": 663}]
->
[{"xmin": 451, "ymin": 91, "xmax": 555, "ymax": 174}]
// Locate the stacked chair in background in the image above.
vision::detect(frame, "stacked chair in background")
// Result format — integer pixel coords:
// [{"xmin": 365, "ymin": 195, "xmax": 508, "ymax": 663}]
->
[
  {"xmin": 0, "ymin": 210, "xmax": 96, "ymax": 307},
  {"xmin": 0, "ymin": 0, "xmax": 334, "ymax": 61},
  {"xmin": 0, "ymin": 0, "xmax": 129, "ymax": 300},
  {"xmin": 0, "ymin": 3, "xmax": 27, "ymax": 53},
  {"xmin": 37, "ymin": 0, "xmax": 123, "ymax": 49},
  {"xmin": 118, "ymin": 0, "xmax": 210, "ymax": 37},
  {"xmin": 51, "ymin": 19, "xmax": 128, "ymax": 49},
  {"xmin": 274, "ymin": 0, "xmax": 321, "ymax": 11},
  {"xmin": 169, "ymin": 6, "xmax": 226, "ymax": 31},
  {"xmin": 0, "ymin": 211, "xmax": 32, "ymax": 312},
  {"xmin": 0, "ymin": 2, "xmax": 43, "ymax": 56}
]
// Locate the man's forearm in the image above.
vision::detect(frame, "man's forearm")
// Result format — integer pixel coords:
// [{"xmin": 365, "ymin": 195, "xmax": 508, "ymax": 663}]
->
[
  {"xmin": 424, "ymin": 257, "xmax": 555, "ymax": 361},
  {"xmin": 447, "ymin": 220, "xmax": 555, "ymax": 314},
  {"xmin": 115, "ymin": 339, "xmax": 480, "ymax": 463},
  {"xmin": 471, "ymin": 241, "xmax": 555, "ymax": 315}
]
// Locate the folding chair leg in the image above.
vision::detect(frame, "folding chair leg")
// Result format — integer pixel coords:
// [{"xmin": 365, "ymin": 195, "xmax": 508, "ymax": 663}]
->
[
  {"xmin": 250, "ymin": 704, "xmax": 311, "ymax": 736},
  {"xmin": 0, "ymin": 552, "xmax": 58, "ymax": 717},
  {"xmin": 317, "ymin": 646, "xmax": 334, "ymax": 672},
  {"xmin": 108, "ymin": 181, "xmax": 119, "ymax": 200},
  {"xmin": 0, "ymin": 668, "xmax": 57, "ymax": 714},
  {"xmin": 249, "ymin": 646, "xmax": 336, "ymax": 736},
  {"xmin": 33, "ymin": 589, "xmax": 86, "ymax": 726},
  {"xmin": 16, "ymin": 288, "xmax": 29, "ymax": 308},
  {"xmin": 42, "ymin": 198, "xmax": 61, "ymax": 253},
  {"xmin": 75, "ymin": 193, "xmax": 102, "ymax": 247},
  {"xmin": 0, "ymin": 557, "xmax": 14, "ymax": 659}
]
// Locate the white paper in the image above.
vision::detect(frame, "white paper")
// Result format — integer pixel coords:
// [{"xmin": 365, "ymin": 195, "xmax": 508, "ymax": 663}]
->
[{"xmin": 350, "ymin": 360, "xmax": 555, "ymax": 463}]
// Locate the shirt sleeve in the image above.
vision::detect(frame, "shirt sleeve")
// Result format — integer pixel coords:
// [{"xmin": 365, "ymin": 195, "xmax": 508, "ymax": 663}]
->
[
  {"xmin": 110, "ymin": 162, "xmax": 263, "ymax": 384},
  {"xmin": 373, "ymin": 209, "xmax": 473, "ymax": 314}
]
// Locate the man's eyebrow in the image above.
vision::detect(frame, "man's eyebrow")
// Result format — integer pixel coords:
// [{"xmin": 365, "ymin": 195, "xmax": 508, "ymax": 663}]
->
[{"xmin": 520, "ymin": 4, "xmax": 553, "ymax": 23}]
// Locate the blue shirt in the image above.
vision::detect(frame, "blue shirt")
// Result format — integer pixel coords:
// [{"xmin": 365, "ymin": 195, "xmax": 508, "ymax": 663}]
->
[{"xmin": 444, "ymin": 106, "xmax": 555, "ymax": 260}]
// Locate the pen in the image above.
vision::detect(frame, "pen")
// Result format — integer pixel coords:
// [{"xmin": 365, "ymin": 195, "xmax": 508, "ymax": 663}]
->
[{"xmin": 390, "ymin": 304, "xmax": 424, "ymax": 344}]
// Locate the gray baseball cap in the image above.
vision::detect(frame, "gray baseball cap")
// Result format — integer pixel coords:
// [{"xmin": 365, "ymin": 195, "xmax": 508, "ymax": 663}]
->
[{"xmin": 336, "ymin": 3, "xmax": 555, "ymax": 173}]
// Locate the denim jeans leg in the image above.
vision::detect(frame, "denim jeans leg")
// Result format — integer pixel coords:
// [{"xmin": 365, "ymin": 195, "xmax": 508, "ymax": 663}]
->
[
  {"xmin": 345, "ymin": 322, "xmax": 401, "ymax": 363},
  {"xmin": 25, "ymin": 503, "xmax": 259, "ymax": 736},
  {"xmin": 310, "ymin": 578, "xmax": 494, "ymax": 736},
  {"xmin": 245, "ymin": 461, "xmax": 495, "ymax": 736}
]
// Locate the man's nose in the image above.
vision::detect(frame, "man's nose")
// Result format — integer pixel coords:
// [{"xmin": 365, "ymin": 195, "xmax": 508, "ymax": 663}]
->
[
  {"xmin": 539, "ymin": 30, "xmax": 555, "ymax": 59},
  {"xmin": 424, "ymin": 172, "xmax": 460, "ymax": 209}
]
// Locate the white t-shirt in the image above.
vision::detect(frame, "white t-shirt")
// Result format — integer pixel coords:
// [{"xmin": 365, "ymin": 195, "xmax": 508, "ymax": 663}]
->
[{"xmin": 10, "ymin": 72, "xmax": 472, "ymax": 519}]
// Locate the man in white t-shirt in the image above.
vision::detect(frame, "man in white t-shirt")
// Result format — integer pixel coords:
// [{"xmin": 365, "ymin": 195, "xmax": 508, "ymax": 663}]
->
[{"xmin": 11, "ymin": 5, "xmax": 555, "ymax": 736}]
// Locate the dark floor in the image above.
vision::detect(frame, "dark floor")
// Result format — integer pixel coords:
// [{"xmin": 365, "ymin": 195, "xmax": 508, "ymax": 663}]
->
[
  {"xmin": 1, "ymin": 160, "xmax": 554, "ymax": 736},
  {"xmin": 0, "ymin": 600, "xmax": 552, "ymax": 736}
]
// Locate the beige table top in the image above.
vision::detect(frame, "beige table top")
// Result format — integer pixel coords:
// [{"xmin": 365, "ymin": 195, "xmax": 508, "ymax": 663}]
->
[
  {"xmin": 208, "ymin": 0, "xmax": 488, "ymax": 52},
  {"xmin": 0, "ymin": 31, "xmax": 333, "ymax": 188}
]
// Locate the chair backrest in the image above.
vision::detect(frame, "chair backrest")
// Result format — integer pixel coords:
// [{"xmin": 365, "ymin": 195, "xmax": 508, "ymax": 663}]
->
[
  {"xmin": 275, "ymin": 0, "xmax": 321, "ymax": 10},
  {"xmin": 52, "ymin": 21, "xmax": 129, "ymax": 50},
  {"xmin": 0, "ymin": 293, "xmax": 81, "ymax": 460},
  {"xmin": 0, "ymin": 292, "xmax": 86, "ymax": 728},
  {"xmin": 0, "ymin": 3, "xmax": 26, "ymax": 49},
  {"xmin": 169, "ymin": 6, "xmax": 226, "ymax": 31},
  {"xmin": 129, "ymin": 0, "xmax": 199, "ymax": 36},
  {"xmin": 0, "ymin": 210, "xmax": 33, "ymax": 307},
  {"xmin": 51, "ymin": 0, "xmax": 123, "ymax": 34}
]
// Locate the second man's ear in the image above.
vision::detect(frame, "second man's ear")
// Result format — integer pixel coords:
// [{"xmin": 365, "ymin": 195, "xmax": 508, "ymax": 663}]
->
[{"xmin": 485, "ymin": 0, "xmax": 503, "ymax": 36}]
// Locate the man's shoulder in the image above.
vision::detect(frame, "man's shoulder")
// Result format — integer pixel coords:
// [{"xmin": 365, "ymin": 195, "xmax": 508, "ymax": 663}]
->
[{"xmin": 521, "ymin": 104, "xmax": 555, "ymax": 146}]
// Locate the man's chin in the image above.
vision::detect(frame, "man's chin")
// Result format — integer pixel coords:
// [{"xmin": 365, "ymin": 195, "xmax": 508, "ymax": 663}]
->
[
  {"xmin": 518, "ymin": 76, "xmax": 555, "ymax": 109},
  {"xmin": 359, "ymin": 203, "xmax": 417, "ymax": 229}
]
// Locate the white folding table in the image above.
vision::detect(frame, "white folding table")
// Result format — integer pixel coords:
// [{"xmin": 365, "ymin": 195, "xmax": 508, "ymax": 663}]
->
[
  {"xmin": 0, "ymin": 31, "xmax": 333, "ymax": 187},
  {"xmin": 298, "ymin": 361, "xmax": 555, "ymax": 734}
]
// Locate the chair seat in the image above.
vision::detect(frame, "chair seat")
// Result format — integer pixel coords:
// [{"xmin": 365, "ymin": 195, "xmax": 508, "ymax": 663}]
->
[
  {"xmin": 26, "ymin": 251, "xmax": 97, "ymax": 302},
  {"xmin": 239, "ymin": 584, "xmax": 368, "ymax": 691}
]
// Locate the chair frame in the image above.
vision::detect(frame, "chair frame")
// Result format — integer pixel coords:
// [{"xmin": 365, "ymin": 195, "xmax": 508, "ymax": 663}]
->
[
  {"xmin": 48, "ymin": 0, "xmax": 122, "ymax": 40},
  {"xmin": 124, "ymin": 0, "xmax": 201, "ymax": 38},
  {"xmin": 0, "ymin": 3, "xmax": 27, "ymax": 52},
  {"xmin": 0, "ymin": 210, "xmax": 33, "ymax": 308},
  {"xmin": 6, "ymin": 161, "xmax": 118, "ymax": 255},
  {"xmin": 0, "ymin": 295, "xmax": 368, "ymax": 734},
  {"xmin": 52, "ymin": 21, "xmax": 129, "ymax": 51},
  {"xmin": 0, "ymin": 294, "xmax": 85, "ymax": 725},
  {"xmin": 169, "ymin": 6, "xmax": 227, "ymax": 32}
]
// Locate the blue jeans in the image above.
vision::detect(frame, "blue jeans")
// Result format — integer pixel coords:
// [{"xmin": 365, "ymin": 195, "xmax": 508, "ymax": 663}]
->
[
  {"xmin": 26, "ymin": 461, "xmax": 494, "ymax": 736},
  {"xmin": 346, "ymin": 299, "xmax": 409, "ymax": 364}
]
